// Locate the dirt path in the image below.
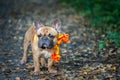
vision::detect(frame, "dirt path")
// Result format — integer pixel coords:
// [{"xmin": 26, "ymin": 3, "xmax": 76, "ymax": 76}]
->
[{"xmin": 0, "ymin": 0, "xmax": 119, "ymax": 80}]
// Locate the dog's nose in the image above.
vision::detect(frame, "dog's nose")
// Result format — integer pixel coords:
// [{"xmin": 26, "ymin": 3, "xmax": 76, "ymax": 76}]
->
[{"xmin": 41, "ymin": 43, "xmax": 47, "ymax": 49}]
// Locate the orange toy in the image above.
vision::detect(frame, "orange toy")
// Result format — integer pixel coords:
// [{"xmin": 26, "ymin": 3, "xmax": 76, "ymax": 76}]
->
[{"xmin": 51, "ymin": 33, "xmax": 69, "ymax": 62}]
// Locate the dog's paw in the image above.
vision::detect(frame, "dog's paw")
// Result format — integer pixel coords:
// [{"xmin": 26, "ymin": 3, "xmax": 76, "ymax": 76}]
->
[
  {"xmin": 33, "ymin": 71, "xmax": 44, "ymax": 75},
  {"xmin": 20, "ymin": 59, "xmax": 26, "ymax": 65}
]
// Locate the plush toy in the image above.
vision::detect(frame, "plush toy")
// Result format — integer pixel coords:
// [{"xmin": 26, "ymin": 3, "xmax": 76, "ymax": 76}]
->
[{"xmin": 51, "ymin": 33, "xmax": 69, "ymax": 62}]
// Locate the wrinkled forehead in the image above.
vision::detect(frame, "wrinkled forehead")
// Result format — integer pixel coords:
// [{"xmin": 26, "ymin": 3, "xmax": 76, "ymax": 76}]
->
[{"xmin": 37, "ymin": 27, "xmax": 57, "ymax": 35}]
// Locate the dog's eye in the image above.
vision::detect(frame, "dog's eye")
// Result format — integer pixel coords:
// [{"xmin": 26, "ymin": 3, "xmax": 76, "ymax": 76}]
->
[
  {"xmin": 38, "ymin": 34, "xmax": 42, "ymax": 37},
  {"xmin": 48, "ymin": 34, "xmax": 55, "ymax": 39}
]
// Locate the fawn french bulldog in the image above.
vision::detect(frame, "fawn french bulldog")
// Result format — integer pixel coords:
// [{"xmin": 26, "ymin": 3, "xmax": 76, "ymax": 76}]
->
[{"xmin": 20, "ymin": 20, "xmax": 61, "ymax": 75}]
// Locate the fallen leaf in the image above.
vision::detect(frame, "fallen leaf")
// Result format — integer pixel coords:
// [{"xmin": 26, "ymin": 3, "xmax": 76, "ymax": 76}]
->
[
  {"xmin": 83, "ymin": 71, "xmax": 88, "ymax": 75},
  {"xmin": 15, "ymin": 77, "xmax": 20, "ymax": 80}
]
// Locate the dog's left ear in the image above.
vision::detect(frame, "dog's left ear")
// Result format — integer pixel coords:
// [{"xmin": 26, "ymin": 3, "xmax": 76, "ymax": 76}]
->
[
  {"xmin": 33, "ymin": 20, "xmax": 43, "ymax": 30},
  {"xmin": 52, "ymin": 19, "xmax": 61, "ymax": 32}
]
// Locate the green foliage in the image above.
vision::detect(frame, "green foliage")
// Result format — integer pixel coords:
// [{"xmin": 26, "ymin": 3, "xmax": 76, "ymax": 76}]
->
[
  {"xmin": 98, "ymin": 41, "xmax": 106, "ymax": 50},
  {"xmin": 60, "ymin": 0, "xmax": 120, "ymax": 49},
  {"xmin": 107, "ymin": 32, "xmax": 120, "ymax": 46},
  {"xmin": 60, "ymin": 0, "xmax": 120, "ymax": 28},
  {"xmin": 99, "ymin": 32, "xmax": 120, "ymax": 49}
]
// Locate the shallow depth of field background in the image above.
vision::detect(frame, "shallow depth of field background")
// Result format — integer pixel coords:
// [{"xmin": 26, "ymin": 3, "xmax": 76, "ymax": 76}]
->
[{"xmin": 0, "ymin": 0, "xmax": 120, "ymax": 79}]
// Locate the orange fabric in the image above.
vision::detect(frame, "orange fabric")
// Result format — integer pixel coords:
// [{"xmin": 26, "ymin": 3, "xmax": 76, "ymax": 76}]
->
[
  {"xmin": 51, "ymin": 33, "xmax": 69, "ymax": 62},
  {"xmin": 58, "ymin": 33, "xmax": 69, "ymax": 42},
  {"xmin": 51, "ymin": 53, "xmax": 61, "ymax": 62}
]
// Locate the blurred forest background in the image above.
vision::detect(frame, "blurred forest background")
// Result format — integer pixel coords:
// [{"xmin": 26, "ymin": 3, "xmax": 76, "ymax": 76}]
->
[
  {"xmin": 60, "ymin": 0, "xmax": 120, "ymax": 49},
  {"xmin": 0, "ymin": 0, "xmax": 120, "ymax": 52}
]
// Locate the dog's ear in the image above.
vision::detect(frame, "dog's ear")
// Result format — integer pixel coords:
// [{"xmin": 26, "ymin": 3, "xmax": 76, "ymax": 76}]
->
[
  {"xmin": 33, "ymin": 20, "xmax": 43, "ymax": 30},
  {"xmin": 52, "ymin": 19, "xmax": 61, "ymax": 32}
]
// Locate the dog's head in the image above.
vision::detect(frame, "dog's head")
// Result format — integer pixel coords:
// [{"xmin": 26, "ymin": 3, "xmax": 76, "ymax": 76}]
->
[{"xmin": 34, "ymin": 20, "xmax": 61, "ymax": 49}]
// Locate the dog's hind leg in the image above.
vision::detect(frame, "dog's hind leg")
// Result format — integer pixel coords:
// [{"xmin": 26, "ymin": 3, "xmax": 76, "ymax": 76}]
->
[{"xmin": 20, "ymin": 32, "xmax": 30, "ymax": 64}]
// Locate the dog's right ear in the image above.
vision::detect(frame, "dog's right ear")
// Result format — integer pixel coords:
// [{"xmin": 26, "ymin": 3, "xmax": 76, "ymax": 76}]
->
[
  {"xmin": 52, "ymin": 19, "xmax": 61, "ymax": 32},
  {"xmin": 33, "ymin": 20, "xmax": 43, "ymax": 30}
]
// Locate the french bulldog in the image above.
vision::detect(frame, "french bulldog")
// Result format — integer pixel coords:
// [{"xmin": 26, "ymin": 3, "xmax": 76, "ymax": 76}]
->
[{"xmin": 20, "ymin": 20, "xmax": 61, "ymax": 75}]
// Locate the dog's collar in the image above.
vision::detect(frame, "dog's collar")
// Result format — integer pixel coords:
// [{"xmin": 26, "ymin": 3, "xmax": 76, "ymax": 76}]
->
[{"xmin": 33, "ymin": 33, "xmax": 69, "ymax": 62}]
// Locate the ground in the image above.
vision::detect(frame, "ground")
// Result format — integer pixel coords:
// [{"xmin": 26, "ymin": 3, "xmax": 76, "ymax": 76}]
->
[{"xmin": 0, "ymin": 0, "xmax": 119, "ymax": 80}]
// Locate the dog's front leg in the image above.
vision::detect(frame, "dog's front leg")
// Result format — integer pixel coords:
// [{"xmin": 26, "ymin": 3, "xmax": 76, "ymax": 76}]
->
[
  {"xmin": 33, "ymin": 54, "xmax": 40, "ymax": 74},
  {"xmin": 48, "ymin": 58, "xmax": 57, "ymax": 73},
  {"xmin": 40, "ymin": 57, "xmax": 47, "ymax": 67},
  {"xmin": 33, "ymin": 53, "xmax": 41, "ymax": 75}
]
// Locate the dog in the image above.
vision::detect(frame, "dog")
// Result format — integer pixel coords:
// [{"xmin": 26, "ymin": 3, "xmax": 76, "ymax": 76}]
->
[{"xmin": 20, "ymin": 19, "xmax": 61, "ymax": 75}]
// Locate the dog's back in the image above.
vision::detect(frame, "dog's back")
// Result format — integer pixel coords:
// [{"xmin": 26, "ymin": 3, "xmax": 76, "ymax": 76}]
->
[{"xmin": 24, "ymin": 25, "xmax": 36, "ymax": 44}]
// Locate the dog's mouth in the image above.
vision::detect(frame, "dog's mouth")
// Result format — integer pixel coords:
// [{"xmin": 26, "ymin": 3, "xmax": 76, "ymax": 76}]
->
[
  {"xmin": 40, "ymin": 45, "xmax": 53, "ymax": 49},
  {"xmin": 41, "ymin": 43, "xmax": 48, "ymax": 49},
  {"xmin": 39, "ymin": 41, "xmax": 54, "ymax": 49}
]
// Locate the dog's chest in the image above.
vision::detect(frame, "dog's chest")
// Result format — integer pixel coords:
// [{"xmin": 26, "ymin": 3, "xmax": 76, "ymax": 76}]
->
[{"xmin": 39, "ymin": 50, "xmax": 52, "ymax": 58}]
